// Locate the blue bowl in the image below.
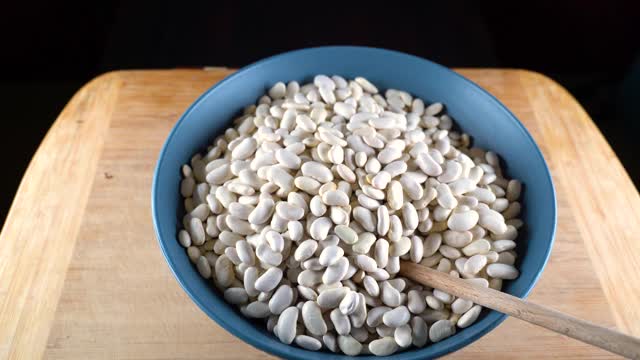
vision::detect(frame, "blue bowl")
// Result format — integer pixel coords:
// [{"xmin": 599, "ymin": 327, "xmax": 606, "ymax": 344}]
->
[{"xmin": 152, "ymin": 46, "xmax": 556, "ymax": 359}]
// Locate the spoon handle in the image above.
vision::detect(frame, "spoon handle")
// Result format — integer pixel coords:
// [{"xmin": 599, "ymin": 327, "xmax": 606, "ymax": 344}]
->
[{"xmin": 400, "ymin": 261, "xmax": 640, "ymax": 359}]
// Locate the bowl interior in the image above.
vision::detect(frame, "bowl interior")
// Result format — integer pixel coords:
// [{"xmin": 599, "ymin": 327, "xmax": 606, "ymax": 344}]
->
[{"xmin": 152, "ymin": 46, "xmax": 556, "ymax": 359}]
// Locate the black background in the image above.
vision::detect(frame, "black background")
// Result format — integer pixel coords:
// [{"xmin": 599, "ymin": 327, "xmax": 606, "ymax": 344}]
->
[{"xmin": 0, "ymin": 1, "xmax": 638, "ymax": 225}]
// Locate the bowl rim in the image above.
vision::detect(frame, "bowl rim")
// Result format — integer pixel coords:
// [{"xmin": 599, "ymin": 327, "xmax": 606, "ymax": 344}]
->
[{"xmin": 152, "ymin": 45, "xmax": 557, "ymax": 359}]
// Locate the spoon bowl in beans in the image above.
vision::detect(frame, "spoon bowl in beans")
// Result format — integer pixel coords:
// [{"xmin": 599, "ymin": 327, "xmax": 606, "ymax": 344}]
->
[{"xmin": 152, "ymin": 46, "xmax": 556, "ymax": 359}]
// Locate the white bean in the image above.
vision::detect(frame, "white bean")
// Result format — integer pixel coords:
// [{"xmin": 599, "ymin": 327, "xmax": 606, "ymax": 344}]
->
[
  {"xmin": 369, "ymin": 337, "xmax": 399, "ymax": 356},
  {"xmin": 387, "ymin": 181, "xmax": 404, "ymax": 211},
  {"xmin": 366, "ymin": 306, "xmax": 391, "ymax": 327},
  {"xmin": 297, "ymin": 285, "xmax": 318, "ymax": 301},
  {"xmin": 330, "ymin": 308, "xmax": 351, "ymax": 335},
  {"xmin": 353, "ymin": 206, "xmax": 376, "ymax": 232},
  {"xmin": 478, "ymin": 208, "xmax": 508, "ymax": 235},
  {"xmin": 196, "ymin": 256, "xmax": 212, "ymax": 278},
  {"xmin": 381, "ymin": 281, "xmax": 402, "ymax": 307},
  {"xmin": 429, "ymin": 319, "xmax": 455, "ymax": 342},
  {"xmin": 214, "ymin": 255, "xmax": 234, "ymax": 288},
  {"xmin": 411, "ymin": 317, "xmax": 429, "ymax": 347},
  {"xmin": 416, "ymin": 152, "xmax": 442, "ymax": 176},
  {"xmin": 407, "ymin": 290, "xmax": 426, "ymax": 314},
  {"xmin": 188, "ymin": 218, "xmax": 206, "ymax": 245},
  {"xmin": 353, "ymin": 232, "xmax": 377, "ymax": 254},
  {"xmin": 382, "ymin": 306, "xmax": 410, "ymax": 328},
  {"xmin": 387, "ymin": 256, "xmax": 401, "ymax": 274},
  {"xmin": 224, "ymin": 287, "xmax": 249, "ymax": 305},
  {"xmin": 371, "ymin": 171, "xmax": 392, "ymax": 189},
  {"xmin": 323, "ymin": 257, "xmax": 349, "ymax": 285},
  {"xmin": 506, "ymin": 179, "xmax": 522, "ymax": 201},
  {"xmin": 295, "ymin": 335, "xmax": 322, "ymax": 351},
  {"xmin": 402, "ymin": 203, "xmax": 419, "ymax": 232},
  {"xmin": 462, "ymin": 239, "xmax": 491, "ymax": 256},
  {"xmin": 443, "ymin": 230, "xmax": 473, "ymax": 248},
  {"xmin": 355, "ymin": 77, "xmax": 378, "ymax": 93},
  {"xmin": 322, "ymin": 190, "xmax": 349, "ymax": 206},
  {"xmin": 319, "ymin": 245, "xmax": 344, "ymax": 267},
  {"xmin": 447, "ymin": 209, "xmax": 479, "ymax": 231},
  {"xmin": 318, "ymin": 287, "xmax": 349, "ymax": 308},
  {"xmin": 269, "ymin": 285, "xmax": 293, "ymax": 315},
  {"xmin": 388, "ymin": 215, "xmax": 402, "ymax": 243},
  {"xmin": 451, "ymin": 298, "xmax": 474, "ymax": 314},
  {"xmin": 255, "ymin": 267, "xmax": 283, "ymax": 292},
  {"xmin": 309, "ymin": 217, "xmax": 333, "ymax": 240},
  {"xmin": 349, "ymin": 292, "xmax": 368, "ymax": 328},
  {"xmin": 486, "ymin": 263, "xmax": 519, "ymax": 279},
  {"xmin": 338, "ymin": 335, "xmax": 362, "ymax": 356},
  {"xmin": 178, "ymin": 230, "xmax": 191, "ymax": 248},
  {"xmin": 294, "ymin": 176, "xmax": 321, "ymax": 195},
  {"xmin": 377, "ymin": 205, "xmax": 390, "ymax": 236},
  {"xmin": 457, "ymin": 305, "xmax": 482, "ymax": 328},
  {"xmin": 355, "ymin": 255, "xmax": 378, "ymax": 272},
  {"xmin": 389, "ymin": 236, "xmax": 411, "ymax": 257},
  {"xmin": 423, "ymin": 233, "xmax": 442, "ymax": 257},
  {"xmin": 310, "ymin": 195, "xmax": 327, "ymax": 216},
  {"xmin": 257, "ymin": 243, "xmax": 283, "ymax": 266},
  {"xmin": 493, "ymin": 239, "xmax": 516, "ymax": 252},
  {"xmin": 394, "ymin": 324, "xmax": 412, "ymax": 348},
  {"xmin": 374, "ymin": 239, "xmax": 390, "ymax": 268},
  {"xmin": 243, "ymin": 266, "xmax": 259, "ymax": 297},
  {"xmin": 363, "ymin": 275, "xmax": 380, "ymax": 297},
  {"xmin": 276, "ymin": 306, "xmax": 299, "ymax": 344},
  {"xmin": 302, "ymin": 301, "xmax": 328, "ymax": 336},
  {"xmin": 463, "ymin": 254, "xmax": 487, "ymax": 275},
  {"xmin": 240, "ymin": 301, "xmax": 270, "ymax": 319},
  {"xmin": 334, "ymin": 224, "xmax": 358, "ymax": 245},
  {"xmin": 275, "ymin": 202, "xmax": 304, "ymax": 221},
  {"xmin": 323, "ymin": 333, "xmax": 338, "ymax": 352},
  {"xmin": 384, "ymin": 160, "xmax": 408, "ymax": 177},
  {"xmin": 294, "ymin": 240, "xmax": 318, "ymax": 262},
  {"xmin": 301, "ymin": 161, "xmax": 333, "ymax": 182},
  {"xmin": 436, "ymin": 183, "xmax": 458, "ymax": 209},
  {"xmin": 339, "ymin": 290, "xmax": 359, "ymax": 315},
  {"xmin": 236, "ymin": 240, "xmax": 256, "ymax": 265},
  {"xmin": 400, "ymin": 174, "xmax": 423, "ymax": 200}
]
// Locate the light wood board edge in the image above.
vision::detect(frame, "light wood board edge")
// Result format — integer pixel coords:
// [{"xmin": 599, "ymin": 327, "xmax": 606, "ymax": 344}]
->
[
  {"xmin": 518, "ymin": 70, "xmax": 640, "ymax": 336},
  {"xmin": 0, "ymin": 71, "xmax": 122, "ymax": 359}
]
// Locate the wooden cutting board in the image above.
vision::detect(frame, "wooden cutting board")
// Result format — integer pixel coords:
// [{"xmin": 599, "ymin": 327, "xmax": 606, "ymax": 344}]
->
[{"xmin": 1, "ymin": 69, "xmax": 639, "ymax": 359}]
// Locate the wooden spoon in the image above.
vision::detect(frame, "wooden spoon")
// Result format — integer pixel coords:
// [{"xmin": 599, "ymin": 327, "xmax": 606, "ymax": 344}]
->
[{"xmin": 399, "ymin": 261, "xmax": 640, "ymax": 359}]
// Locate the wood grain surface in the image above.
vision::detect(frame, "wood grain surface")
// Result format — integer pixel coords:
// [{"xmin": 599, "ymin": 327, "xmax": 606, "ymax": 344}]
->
[{"xmin": 0, "ymin": 69, "xmax": 638, "ymax": 359}]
